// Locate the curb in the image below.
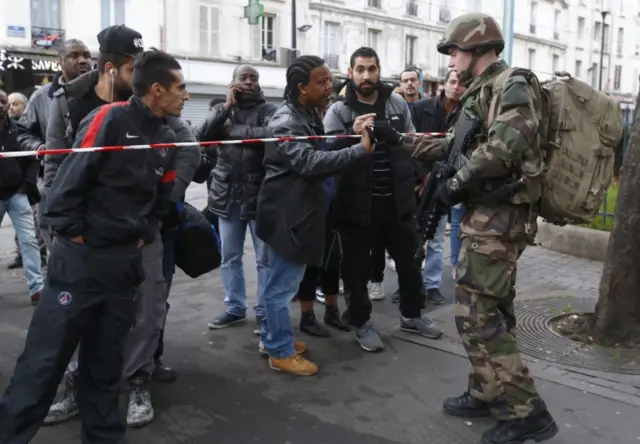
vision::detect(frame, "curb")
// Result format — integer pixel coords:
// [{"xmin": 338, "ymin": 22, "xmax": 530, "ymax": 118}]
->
[{"xmin": 535, "ymin": 217, "xmax": 609, "ymax": 262}]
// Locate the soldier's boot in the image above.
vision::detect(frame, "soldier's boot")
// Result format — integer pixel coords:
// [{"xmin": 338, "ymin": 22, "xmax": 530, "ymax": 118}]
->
[
  {"xmin": 443, "ymin": 392, "xmax": 491, "ymax": 418},
  {"xmin": 481, "ymin": 411, "xmax": 559, "ymax": 444}
]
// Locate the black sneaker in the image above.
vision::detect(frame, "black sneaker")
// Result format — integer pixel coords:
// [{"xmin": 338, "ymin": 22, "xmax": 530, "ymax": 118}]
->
[
  {"xmin": 208, "ymin": 312, "xmax": 246, "ymax": 329},
  {"xmin": 324, "ymin": 307, "xmax": 351, "ymax": 332},
  {"xmin": 481, "ymin": 411, "xmax": 559, "ymax": 444},
  {"xmin": 151, "ymin": 359, "xmax": 177, "ymax": 383},
  {"xmin": 7, "ymin": 255, "xmax": 22, "ymax": 270},
  {"xmin": 427, "ymin": 288, "xmax": 445, "ymax": 305},
  {"xmin": 443, "ymin": 392, "xmax": 491, "ymax": 418},
  {"xmin": 300, "ymin": 311, "xmax": 331, "ymax": 337}
]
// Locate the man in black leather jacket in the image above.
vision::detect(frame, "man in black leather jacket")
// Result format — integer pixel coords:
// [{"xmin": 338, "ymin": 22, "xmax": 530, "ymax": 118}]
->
[
  {"xmin": 196, "ymin": 65, "xmax": 277, "ymax": 333},
  {"xmin": 255, "ymin": 55, "xmax": 375, "ymax": 376}
]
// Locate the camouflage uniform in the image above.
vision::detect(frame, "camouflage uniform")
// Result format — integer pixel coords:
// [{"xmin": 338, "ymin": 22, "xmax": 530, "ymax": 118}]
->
[{"xmin": 401, "ymin": 13, "xmax": 548, "ymax": 422}]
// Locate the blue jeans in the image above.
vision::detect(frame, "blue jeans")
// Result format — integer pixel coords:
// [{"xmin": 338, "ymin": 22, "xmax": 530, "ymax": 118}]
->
[
  {"xmin": 450, "ymin": 204, "xmax": 467, "ymax": 266},
  {"xmin": 0, "ymin": 193, "xmax": 44, "ymax": 296},
  {"xmin": 422, "ymin": 214, "xmax": 448, "ymax": 290},
  {"xmin": 258, "ymin": 247, "xmax": 306, "ymax": 358},
  {"xmin": 219, "ymin": 203, "xmax": 268, "ymax": 318}
]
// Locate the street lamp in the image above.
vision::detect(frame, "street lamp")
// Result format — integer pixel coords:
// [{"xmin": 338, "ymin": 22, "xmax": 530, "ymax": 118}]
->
[{"xmin": 599, "ymin": 9, "xmax": 609, "ymax": 91}]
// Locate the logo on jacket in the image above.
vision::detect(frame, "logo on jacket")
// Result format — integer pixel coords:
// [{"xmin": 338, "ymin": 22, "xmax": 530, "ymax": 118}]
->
[
  {"xmin": 155, "ymin": 167, "xmax": 164, "ymax": 177},
  {"xmin": 160, "ymin": 147, "xmax": 167, "ymax": 157},
  {"xmin": 58, "ymin": 291, "xmax": 72, "ymax": 306}
]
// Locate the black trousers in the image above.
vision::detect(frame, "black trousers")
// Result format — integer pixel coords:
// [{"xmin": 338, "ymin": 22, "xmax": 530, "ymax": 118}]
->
[
  {"xmin": 298, "ymin": 227, "xmax": 342, "ymax": 301},
  {"xmin": 339, "ymin": 197, "xmax": 424, "ymax": 328},
  {"xmin": 369, "ymin": 237, "xmax": 386, "ymax": 283},
  {"xmin": 0, "ymin": 238, "xmax": 143, "ymax": 444}
]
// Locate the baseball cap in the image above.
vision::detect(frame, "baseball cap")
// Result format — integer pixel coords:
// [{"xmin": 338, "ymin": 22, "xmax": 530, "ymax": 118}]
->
[{"xmin": 97, "ymin": 25, "xmax": 144, "ymax": 56}]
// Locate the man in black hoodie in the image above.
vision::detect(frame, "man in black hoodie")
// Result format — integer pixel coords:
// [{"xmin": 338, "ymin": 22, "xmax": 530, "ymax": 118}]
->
[
  {"xmin": 0, "ymin": 90, "xmax": 44, "ymax": 305},
  {"xmin": 196, "ymin": 65, "xmax": 276, "ymax": 333},
  {"xmin": 323, "ymin": 47, "xmax": 443, "ymax": 353}
]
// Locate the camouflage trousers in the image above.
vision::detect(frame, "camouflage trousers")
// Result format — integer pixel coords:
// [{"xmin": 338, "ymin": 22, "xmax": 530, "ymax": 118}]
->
[{"xmin": 454, "ymin": 235, "xmax": 547, "ymax": 421}]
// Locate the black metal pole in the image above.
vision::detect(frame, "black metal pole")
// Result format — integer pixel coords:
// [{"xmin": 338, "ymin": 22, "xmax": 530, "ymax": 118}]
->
[
  {"xmin": 599, "ymin": 10, "xmax": 608, "ymax": 91},
  {"xmin": 292, "ymin": 0, "xmax": 297, "ymax": 51}
]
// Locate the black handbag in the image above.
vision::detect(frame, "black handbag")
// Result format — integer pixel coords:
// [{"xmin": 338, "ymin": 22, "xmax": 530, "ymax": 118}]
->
[{"xmin": 174, "ymin": 201, "xmax": 222, "ymax": 278}]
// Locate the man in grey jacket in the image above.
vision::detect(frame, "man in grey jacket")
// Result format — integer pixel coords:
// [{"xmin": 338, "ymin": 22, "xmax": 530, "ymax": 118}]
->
[
  {"xmin": 13, "ymin": 38, "xmax": 91, "ymax": 264},
  {"xmin": 323, "ymin": 47, "xmax": 443, "ymax": 353}
]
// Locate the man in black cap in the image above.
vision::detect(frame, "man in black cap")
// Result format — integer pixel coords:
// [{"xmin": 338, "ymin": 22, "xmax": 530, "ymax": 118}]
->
[
  {"xmin": 0, "ymin": 48, "xmax": 188, "ymax": 444},
  {"xmin": 32, "ymin": 24, "xmax": 145, "ymax": 429}
]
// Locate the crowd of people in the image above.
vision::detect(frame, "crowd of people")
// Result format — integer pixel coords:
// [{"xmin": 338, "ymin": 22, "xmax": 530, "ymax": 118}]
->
[{"xmin": 0, "ymin": 12, "xmax": 559, "ymax": 444}]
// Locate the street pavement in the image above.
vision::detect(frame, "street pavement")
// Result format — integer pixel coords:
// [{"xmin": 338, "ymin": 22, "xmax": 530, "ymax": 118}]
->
[{"xmin": 0, "ymin": 184, "xmax": 639, "ymax": 443}]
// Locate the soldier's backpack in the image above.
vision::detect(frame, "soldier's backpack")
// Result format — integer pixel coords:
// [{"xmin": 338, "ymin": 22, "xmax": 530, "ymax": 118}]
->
[{"xmin": 489, "ymin": 69, "xmax": 624, "ymax": 225}]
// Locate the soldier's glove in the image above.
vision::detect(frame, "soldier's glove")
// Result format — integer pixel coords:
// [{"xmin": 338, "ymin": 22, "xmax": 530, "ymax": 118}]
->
[
  {"xmin": 435, "ymin": 177, "xmax": 464, "ymax": 208},
  {"xmin": 373, "ymin": 120, "xmax": 403, "ymax": 145}
]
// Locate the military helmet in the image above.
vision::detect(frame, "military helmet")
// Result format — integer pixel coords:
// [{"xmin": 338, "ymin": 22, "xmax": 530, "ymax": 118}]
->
[{"xmin": 437, "ymin": 13, "xmax": 505, "ymax": 56}]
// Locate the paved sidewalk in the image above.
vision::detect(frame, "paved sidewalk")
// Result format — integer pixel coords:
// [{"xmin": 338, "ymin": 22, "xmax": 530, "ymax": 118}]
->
[{"xmin": 2, "ymin": 184, "xmax": 637, "ymax": 444}]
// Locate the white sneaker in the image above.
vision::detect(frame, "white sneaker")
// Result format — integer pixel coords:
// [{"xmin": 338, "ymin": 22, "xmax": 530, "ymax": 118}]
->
[
  {"xmin": 387, "ymin": 258, "xmax": 396, "ymax": 271},
  {"xmin": 369, "ymin": 282, "xmax": 385, "ymax": 300},
  {"xmin": 127, "ymin": 385, "xmax": 154, "ymax": 428},
  {"xmin": 315, "ymin": 287, "xmax": 325, "ymax": 304}
]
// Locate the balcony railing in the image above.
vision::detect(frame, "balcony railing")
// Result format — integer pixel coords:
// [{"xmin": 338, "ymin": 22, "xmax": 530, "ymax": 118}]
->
[{"xmin": 31, "ymin": 27, "xmax": 66, "ymax": 50}]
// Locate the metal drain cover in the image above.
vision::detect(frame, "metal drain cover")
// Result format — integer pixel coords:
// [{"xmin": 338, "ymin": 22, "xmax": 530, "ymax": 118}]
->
[{"xmin": 515, "ymin": 297, "xmax": 640, "ymax": 375}]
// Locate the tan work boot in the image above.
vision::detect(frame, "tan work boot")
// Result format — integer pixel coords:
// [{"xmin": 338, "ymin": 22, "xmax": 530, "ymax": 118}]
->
[
  {"xmin": 259, "ymin": 340, "xmax": 307, "ymax": 356},
  {"xmin": 268, "ymin": 354, "xmax": 318, "ymax": 376}
]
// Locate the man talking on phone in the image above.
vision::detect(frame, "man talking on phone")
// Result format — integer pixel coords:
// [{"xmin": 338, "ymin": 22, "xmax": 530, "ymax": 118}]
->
[{"xmin": 196, "ymin": 65, "xmax": 276, "ymax": 334}]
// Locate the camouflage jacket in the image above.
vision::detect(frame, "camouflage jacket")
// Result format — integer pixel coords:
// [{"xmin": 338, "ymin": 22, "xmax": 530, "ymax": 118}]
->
[{"xmin": 401, "ymin": 60, "xmax": 544, "ymax": 241}]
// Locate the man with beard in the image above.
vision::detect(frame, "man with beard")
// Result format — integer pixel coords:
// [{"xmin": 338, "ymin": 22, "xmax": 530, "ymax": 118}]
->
[
  {"xmin": 369, "ymin": 67, "xmax": 426, "ymax": 301},
  {"xmin": 0, "ymin": 49, "xmax": 184, "ymax": 444},
  {"xmin": 12, "ymin": 39, "xmax": 91, "ymax": 269},
  {"xmin": 323, "ymin": 47, "xmax": 443, "ymax": 352},
  {"xmin": 39, "ymin": 24, "xmax": 145, "ymax": 427},
  {"xmin": 197, "ymin": 65, "xmax": 276, "ymax": 334}
]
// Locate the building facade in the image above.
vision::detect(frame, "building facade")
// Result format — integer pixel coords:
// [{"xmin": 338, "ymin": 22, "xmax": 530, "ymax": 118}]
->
[{"xmin": 0, "ymin": 0, "xmax": 637, "ymax": 123}]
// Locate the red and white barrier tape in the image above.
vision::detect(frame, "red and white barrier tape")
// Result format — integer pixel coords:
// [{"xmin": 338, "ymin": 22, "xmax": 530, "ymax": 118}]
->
[{"xmin": 0, "ymin": 132, "xmax": 448, "ymax": 159}]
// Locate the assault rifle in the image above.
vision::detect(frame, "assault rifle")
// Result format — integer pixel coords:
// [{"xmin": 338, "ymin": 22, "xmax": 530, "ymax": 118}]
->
[{"xmin": 415, "ymin": 114, "xmax": 482, "ymax": 260}]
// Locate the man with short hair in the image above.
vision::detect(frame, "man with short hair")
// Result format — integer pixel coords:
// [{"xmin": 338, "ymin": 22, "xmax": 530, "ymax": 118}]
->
[
  {"xmin": 0, "ymin": 90, "xmax": 44, "ymax": 305},
  {"xmin": 324, "ymin": 47, "xmax": 443, "ymax": 352},
  {"xmin": 387, "ymin": 13, "xmax": 558, "ymax": 444},
  {"xmin": 391, "ymin": 69, "xmax": 466, "ymax": 305},
  {"xmin": 0, "ymin": 49, "xmax": 185, "ymax": 444},
  {"xmin": 7, "ymin": 93, "xmax": 27, "ymax": 119},
  {"xmin": 197, "ymin": 65, "xmax": 276, "ymax": 332},
  {"xmin": 12, "ymin": 39, "xmax": 90, "ymax": 268},
  {"xmin": 5, "ymin": 91, "xmax": 48, "ymax": 272}
]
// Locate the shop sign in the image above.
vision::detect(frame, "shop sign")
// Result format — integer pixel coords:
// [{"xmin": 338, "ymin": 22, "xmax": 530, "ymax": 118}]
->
[{"xmin": 0, "ymin": 49, "xmax": 61, "ymax": 72}]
